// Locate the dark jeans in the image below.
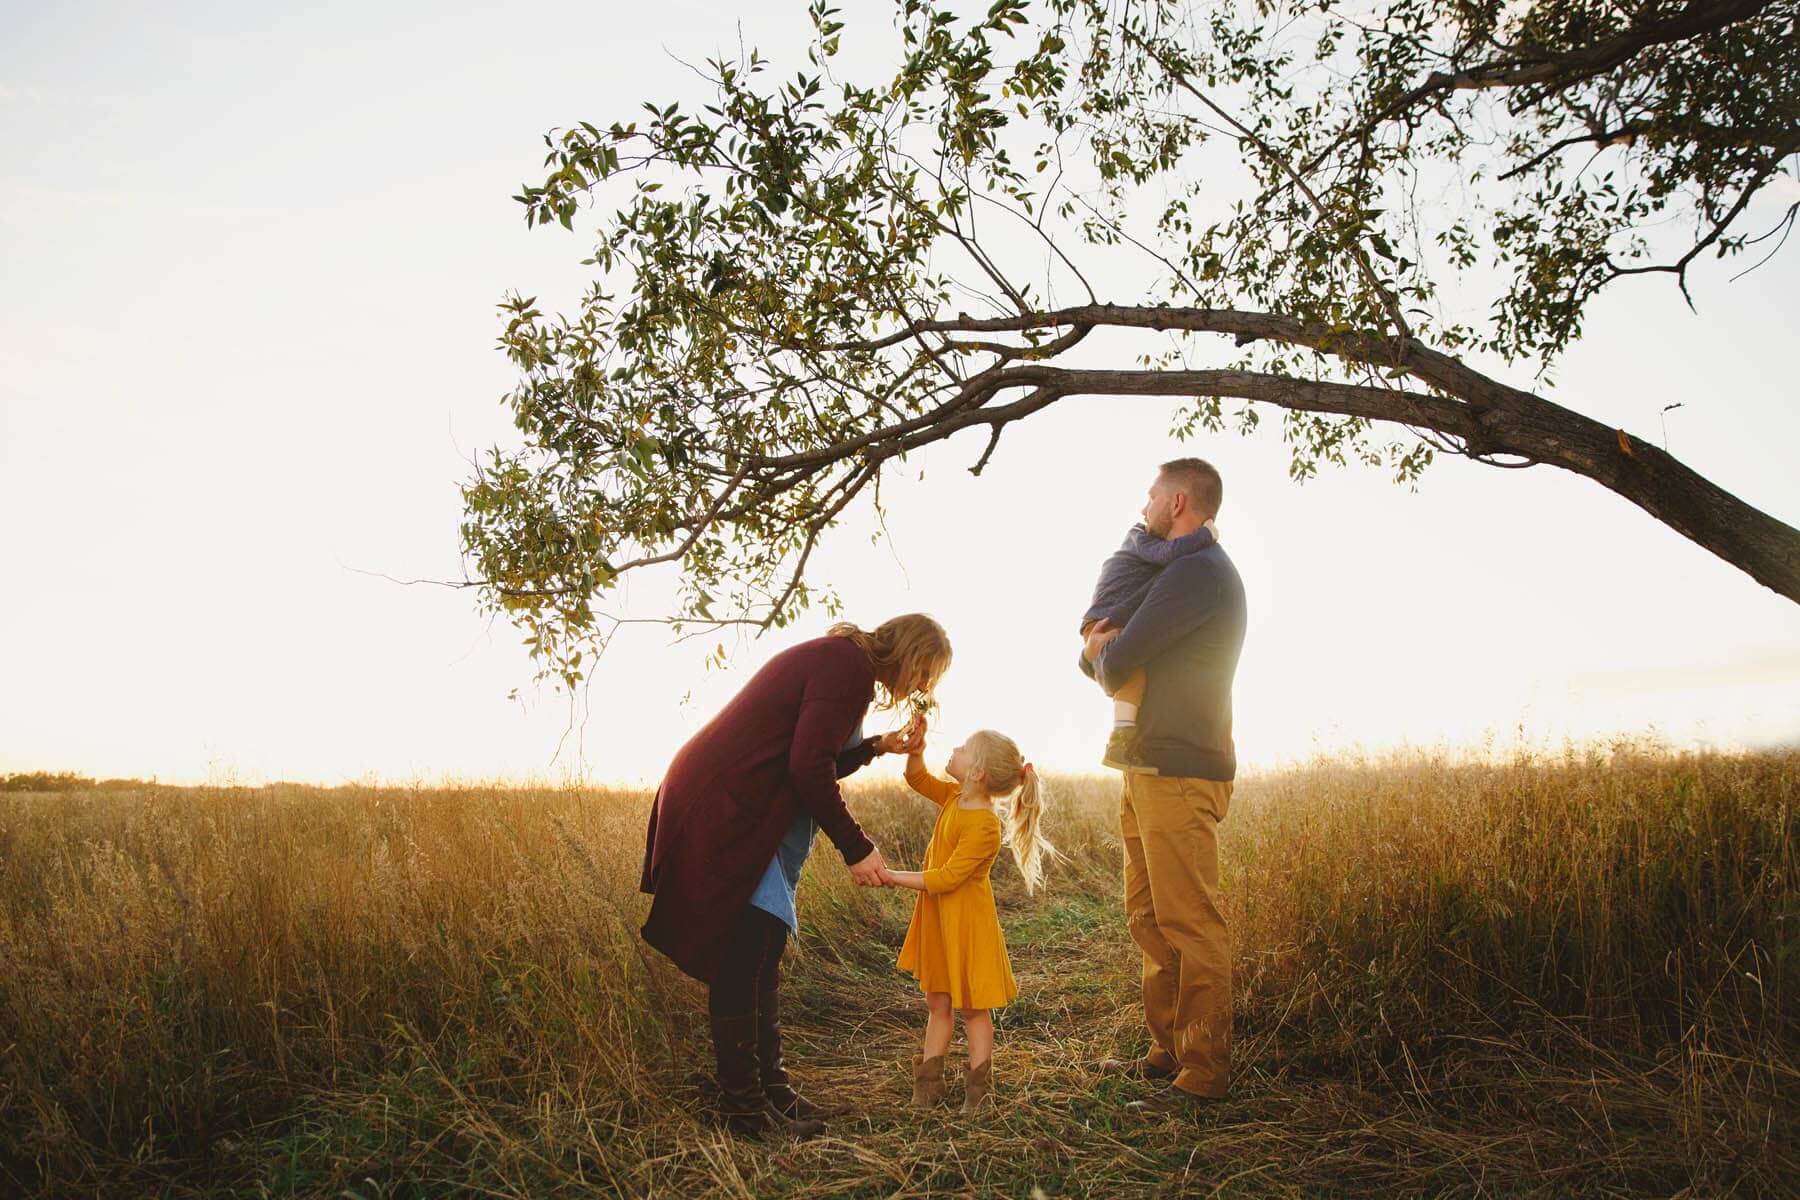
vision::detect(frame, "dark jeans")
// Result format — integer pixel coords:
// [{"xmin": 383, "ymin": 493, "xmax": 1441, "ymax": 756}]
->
[{"xmin": 708, "ymin": 904, "xmax": 790, "ymax": 1020}]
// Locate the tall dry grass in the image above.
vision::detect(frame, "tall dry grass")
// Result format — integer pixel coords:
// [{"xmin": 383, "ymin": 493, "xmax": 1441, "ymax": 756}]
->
[{"xmin": 0, "ymin": 746, "xmax": 1792, "ymax": 1196}]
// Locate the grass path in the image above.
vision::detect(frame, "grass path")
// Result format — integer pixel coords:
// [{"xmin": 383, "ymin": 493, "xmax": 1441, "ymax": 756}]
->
[{"xmin": 617, "ymin": 896, "xmax": 1697, "ymax": 1198}]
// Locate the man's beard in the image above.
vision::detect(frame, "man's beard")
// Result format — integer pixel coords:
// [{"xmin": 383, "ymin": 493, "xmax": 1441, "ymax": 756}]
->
[{"xmin": 1145, "ymin": 511, "xmax": 1172, "ymax": 539}]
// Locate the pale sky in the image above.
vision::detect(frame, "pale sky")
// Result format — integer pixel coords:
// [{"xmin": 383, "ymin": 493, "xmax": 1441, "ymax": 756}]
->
[{"xmin": 4, "ymin": 1, "xmax": 1797, "ymax": 787}]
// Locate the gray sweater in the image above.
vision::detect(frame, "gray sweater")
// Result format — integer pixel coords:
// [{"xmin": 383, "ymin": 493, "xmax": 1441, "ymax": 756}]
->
[{"xmin": 1080, "ymin": 546, "xmax": 1247, "ymax": 781}]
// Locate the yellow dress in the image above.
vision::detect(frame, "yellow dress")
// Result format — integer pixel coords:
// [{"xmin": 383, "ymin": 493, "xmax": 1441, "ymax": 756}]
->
[{"xmin": 895, "ymin": 759, "xmax": 1019, "ymax": 1010}]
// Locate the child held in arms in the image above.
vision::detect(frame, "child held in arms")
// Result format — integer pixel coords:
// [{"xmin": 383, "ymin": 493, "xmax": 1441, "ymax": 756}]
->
[{"xmin": 1080, "ymin": 514, "xmax": 1219, "ymax": 770}]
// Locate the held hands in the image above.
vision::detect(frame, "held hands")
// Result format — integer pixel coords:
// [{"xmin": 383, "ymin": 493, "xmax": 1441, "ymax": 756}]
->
[
  {"xmin": 878, "ymin": 866, "xmax": 924, "ymax": 891},
  {"xmin": 869, "ymin": 864, "xmax": 906, "ymax": 889},
  {"xmin": 848, "ymin": 850, "xmax": 919, "ymax": 890},
  {"xmin": 849, "ymin": 846, "xmax": 888, "ymax": 887}
]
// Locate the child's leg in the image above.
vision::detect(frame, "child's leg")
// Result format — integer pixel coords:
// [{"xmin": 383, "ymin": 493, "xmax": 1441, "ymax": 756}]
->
[
  {"xmin": 1113, "ymin": 668, "xmax": 1147, "ymax": 728},
  {"xmin": 960, "ymin": 1008, "xmax": 994, "ymax": 1069},
  {"xmin": 923, "ymin": 992, "xmax": 954, "ymax": 1059},
  {"xmin": 912, "ymin": 992, "xmax": 953, "ymax": 1106}
]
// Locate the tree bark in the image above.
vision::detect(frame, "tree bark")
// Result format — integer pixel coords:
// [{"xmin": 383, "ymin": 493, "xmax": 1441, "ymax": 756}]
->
[{"xmin": 1478, "ymin": 391, "xmax": 1800, "ymax": 600}]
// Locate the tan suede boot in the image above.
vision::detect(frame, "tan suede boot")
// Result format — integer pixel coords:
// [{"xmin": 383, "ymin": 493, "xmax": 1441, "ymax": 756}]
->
[
  {"xmin": 962, "ymin": 1058, "xmax": 992, "ymax": 1113},
  {"xmin": 911, "ymin": 1054, "xmax": 947, "ymax": 1106}
]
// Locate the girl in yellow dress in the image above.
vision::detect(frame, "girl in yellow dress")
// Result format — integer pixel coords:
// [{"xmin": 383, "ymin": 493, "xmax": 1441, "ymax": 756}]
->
[{"xmin": 881, "ymin": 728, "xmax": 1053, "ymax": 1112}]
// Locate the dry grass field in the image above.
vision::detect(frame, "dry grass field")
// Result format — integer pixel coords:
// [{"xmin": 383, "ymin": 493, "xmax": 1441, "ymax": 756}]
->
[{"xmin": 1, "ymin": 746, "xmax": 1794, "ymax": 1197}]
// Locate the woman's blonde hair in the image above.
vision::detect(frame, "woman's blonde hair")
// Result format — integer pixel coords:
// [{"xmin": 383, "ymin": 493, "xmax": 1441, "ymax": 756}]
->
[
  {"xmin": 828, "ymin": 614, "xmax": 952, "ymax": 711},
  {"xmin": 967, "ymin": 730, "xmax": 1055, "ymax": 893}
]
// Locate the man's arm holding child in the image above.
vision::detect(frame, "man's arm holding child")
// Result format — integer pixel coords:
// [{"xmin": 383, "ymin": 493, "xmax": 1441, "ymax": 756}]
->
[{"xmin": 1086, "ymin": 557, "xmax": 1224, "ymax": 694}]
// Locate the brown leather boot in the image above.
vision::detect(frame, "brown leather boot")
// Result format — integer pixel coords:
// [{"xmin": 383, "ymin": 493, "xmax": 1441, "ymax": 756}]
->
[
  {"xmin": 711, "ymin": 1013, "xmax": 824, "ymax": 1139},
  {"xmin": 962, "ymin": 1058, "xmax": 992, "ymax": 1113},
  {"xmin": 756, "ymin": 988, "xmax": 829, "ymax": 1123},
  {"xmin": 911, "ymin": 1053, "xmax": 947, "ymax": 1106}
]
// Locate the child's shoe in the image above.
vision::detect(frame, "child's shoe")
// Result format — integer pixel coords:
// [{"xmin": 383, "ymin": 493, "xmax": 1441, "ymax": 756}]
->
[
  {"xmin": 1101, "ymin": 726, "xmax": 1154, "ymax": 773},
  {"xmin": 962, "ymin": 1058, "xmax": 993, "ymax": 1112},
  {"xmin": 911, "ymin": 1054, "xmax": 947, "ymax": 1106}
]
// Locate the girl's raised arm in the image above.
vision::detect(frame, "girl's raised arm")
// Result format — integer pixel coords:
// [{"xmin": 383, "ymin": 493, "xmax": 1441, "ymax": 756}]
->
[{"xmin": 904, "ymin": 753, "xmax": 958, "ymax": 807}]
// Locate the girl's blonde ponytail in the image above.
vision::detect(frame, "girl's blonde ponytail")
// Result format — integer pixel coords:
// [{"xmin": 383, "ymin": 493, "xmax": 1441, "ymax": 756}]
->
[
  {"xmin": 970, "ymin": 731, "xmax": 1056, "ymax": 893},
  {"xmin": 1007, "ymin": 764, "xmax": 1052, "ymax": 893}
]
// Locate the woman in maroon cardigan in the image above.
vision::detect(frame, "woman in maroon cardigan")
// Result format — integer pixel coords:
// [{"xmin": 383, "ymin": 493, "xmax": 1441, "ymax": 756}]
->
[{"xmin": 640, "ymin": 614, "xmax": 952, "ymax": 1138}]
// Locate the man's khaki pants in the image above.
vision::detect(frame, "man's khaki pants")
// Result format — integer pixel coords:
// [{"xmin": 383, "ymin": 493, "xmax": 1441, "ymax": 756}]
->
[{"xmin": 1120, "ymin": 770, "xmax": 1232, "ymax": 1097}]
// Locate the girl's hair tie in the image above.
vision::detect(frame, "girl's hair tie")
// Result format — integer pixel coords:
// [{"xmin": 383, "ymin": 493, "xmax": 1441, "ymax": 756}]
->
[{"xmin": 1020, "ymin": 762, "xmax": 1034, "ymax": 777}]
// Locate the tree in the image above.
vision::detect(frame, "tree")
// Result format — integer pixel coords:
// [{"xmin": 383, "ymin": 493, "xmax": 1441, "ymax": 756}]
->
[{"xmin": 461, "ymin": 0, "xmax": 1800, "ymax": 687}]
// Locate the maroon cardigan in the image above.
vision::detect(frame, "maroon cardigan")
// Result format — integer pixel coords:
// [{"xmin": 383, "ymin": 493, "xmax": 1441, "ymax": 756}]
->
[{"xmin": 639, "ymin": 636, "xmax": 881, "ymax": 982}]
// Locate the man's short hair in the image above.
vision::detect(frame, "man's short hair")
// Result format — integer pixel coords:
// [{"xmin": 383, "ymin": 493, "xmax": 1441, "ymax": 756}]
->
[{"xmin": 1159, "ymin": 457, "xmax": 1223, "ymax": 519}]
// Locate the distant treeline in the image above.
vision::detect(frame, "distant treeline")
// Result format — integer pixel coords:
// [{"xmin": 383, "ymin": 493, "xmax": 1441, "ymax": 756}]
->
[
  {"xmin": 0, "ymin": 772, "xmax": 173, "ymax": 793},
  {"xmin": 0, "ymin": 773, "xmax": 379, "ymax": 794}
]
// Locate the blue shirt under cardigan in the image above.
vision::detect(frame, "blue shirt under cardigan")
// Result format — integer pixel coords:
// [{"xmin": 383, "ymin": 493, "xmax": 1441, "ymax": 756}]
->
[{"xmin": 749, "ymin": 724, "xmax": 877, "ymax": 931}]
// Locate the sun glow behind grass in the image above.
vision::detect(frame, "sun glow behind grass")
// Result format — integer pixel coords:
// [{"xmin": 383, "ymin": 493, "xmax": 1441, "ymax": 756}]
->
[{"xmin": 0, "ymin": 745, "xmax": 1793, "ymax": 1196}]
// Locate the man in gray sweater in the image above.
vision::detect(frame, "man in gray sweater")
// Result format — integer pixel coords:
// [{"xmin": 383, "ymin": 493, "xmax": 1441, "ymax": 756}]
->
[{"xmin": 1081, "ymin": 457, "xmax": 1248, "ymax": 1102}]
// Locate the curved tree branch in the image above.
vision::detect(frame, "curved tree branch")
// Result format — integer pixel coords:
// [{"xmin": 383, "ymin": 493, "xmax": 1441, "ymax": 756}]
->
[{"xmin": 797, "ymin": 306, "xmax": 1800, "ymax": 600}]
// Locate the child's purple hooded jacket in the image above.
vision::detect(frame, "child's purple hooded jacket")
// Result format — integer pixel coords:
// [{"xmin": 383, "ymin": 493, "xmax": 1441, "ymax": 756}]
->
[{"xmin": 1081, "ymin": 523, "xmax": 1217, "ymax": 630}]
